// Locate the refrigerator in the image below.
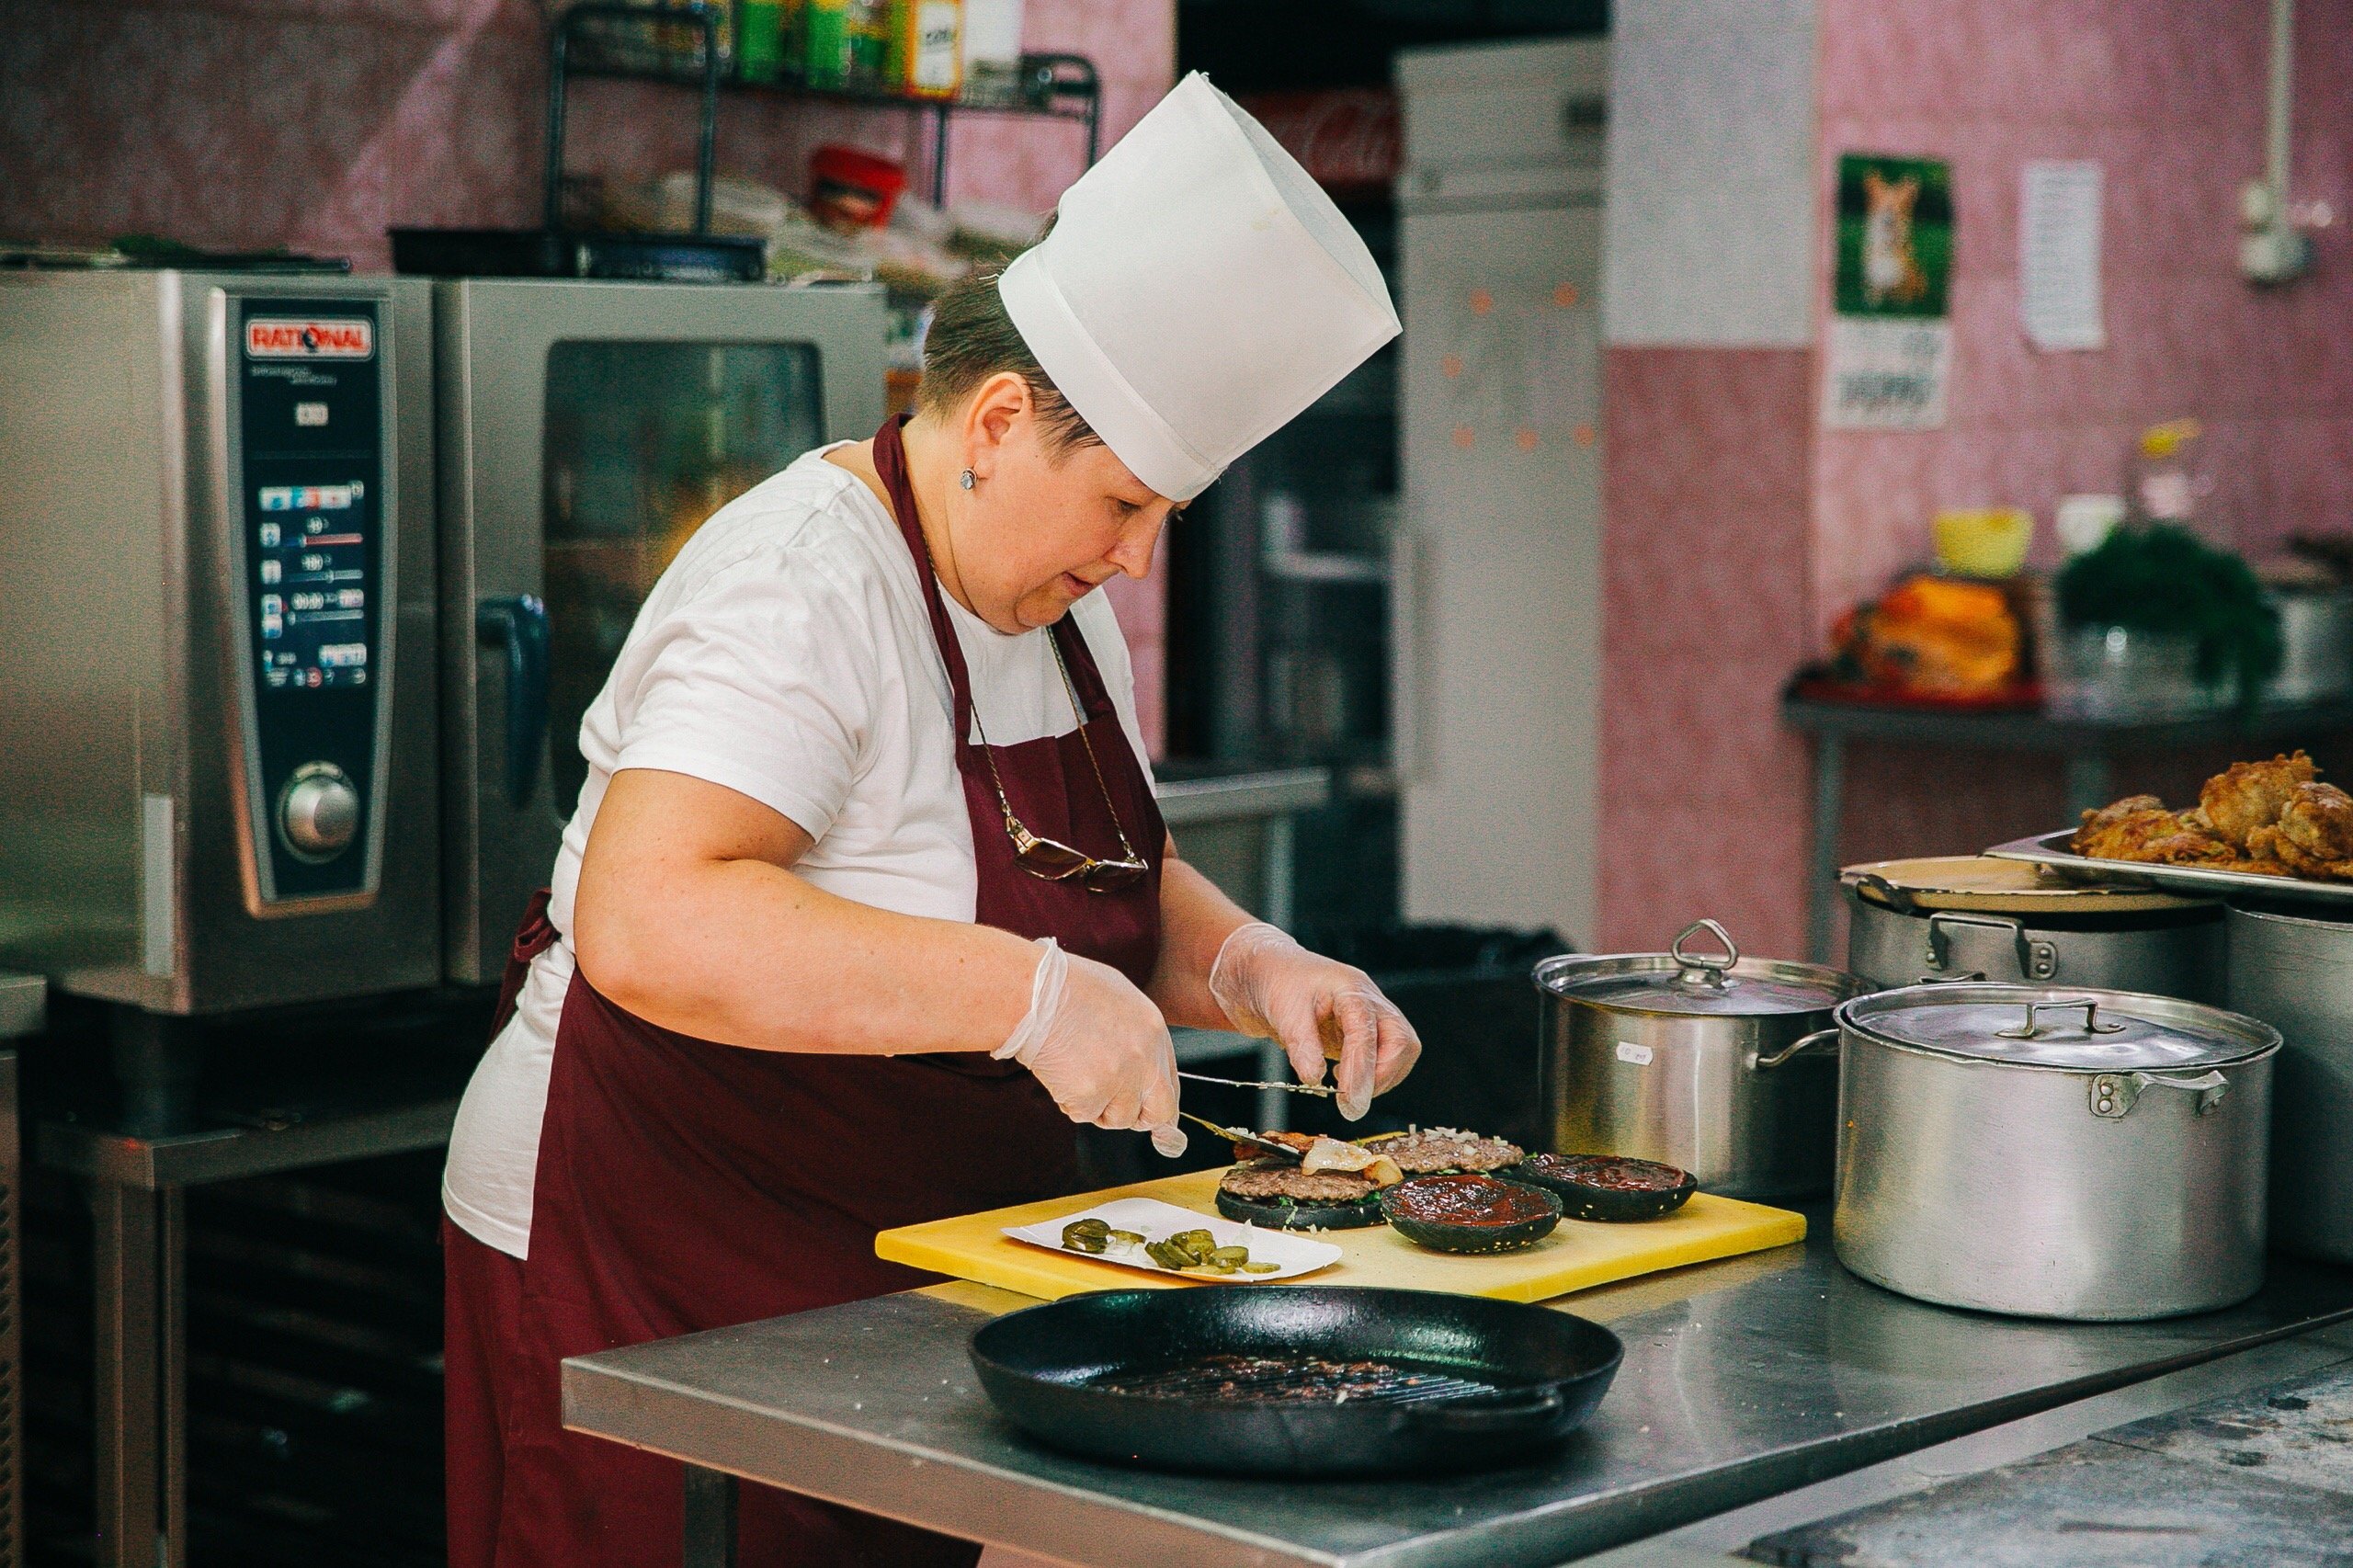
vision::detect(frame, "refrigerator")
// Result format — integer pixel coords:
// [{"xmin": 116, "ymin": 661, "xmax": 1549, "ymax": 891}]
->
[{"xmin": 1393, "ymin": 37, "xmax": 1608, "ymax": 948}]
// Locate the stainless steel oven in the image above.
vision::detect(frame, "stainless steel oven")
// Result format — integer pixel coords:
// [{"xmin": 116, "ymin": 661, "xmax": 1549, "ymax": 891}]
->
[
  {"xmin": 434, "ymin": 278, "xmax": 886, "ymax": 983},
  {"xmin": 0, "ymin": 269, "xmax": 440, "ymax": 1014},
  {"xmin": 0, "ymin": 270, "xmax": 887, "ymax": 1011}
]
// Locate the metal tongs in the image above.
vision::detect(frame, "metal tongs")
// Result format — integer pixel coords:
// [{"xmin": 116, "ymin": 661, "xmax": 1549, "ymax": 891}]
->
[
  {"xmin": 1177, "ymin": 1069, "xmax": 1336, "ymax": 1097},
  {"xmin": 1176, "ymin": 1111, "xmax": 1304, "ymax": 1161}
]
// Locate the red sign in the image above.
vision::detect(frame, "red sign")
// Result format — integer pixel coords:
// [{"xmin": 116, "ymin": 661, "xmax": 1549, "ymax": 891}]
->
[
  {"xmin": 244, "ymin": 318, "xmax": 374, "ymax": 359},
  {"xmin": 1234, "ymin": 88, "xmax": 1401, "ymax": 197}
]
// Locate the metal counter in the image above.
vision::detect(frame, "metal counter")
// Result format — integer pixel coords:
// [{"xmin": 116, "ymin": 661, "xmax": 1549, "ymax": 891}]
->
[{"xmin": 561, "ymin": 1215, "xmax": 2353, "ymax": 1567}]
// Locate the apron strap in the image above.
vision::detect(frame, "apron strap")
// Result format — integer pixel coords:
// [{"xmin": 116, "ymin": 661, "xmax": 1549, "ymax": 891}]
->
[
  {"xmin": 489, "ymin": 887, "xmax": 559, "ymax": 1041},
  {"xmin": 873, "ymin": 415, "xmax": 978, "ymax": 752}
]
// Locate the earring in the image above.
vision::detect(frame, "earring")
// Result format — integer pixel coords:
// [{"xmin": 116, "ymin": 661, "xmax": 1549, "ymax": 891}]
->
[{"xmin": 959, "ymin": 468, "xmax": 975, "ymax": 491}]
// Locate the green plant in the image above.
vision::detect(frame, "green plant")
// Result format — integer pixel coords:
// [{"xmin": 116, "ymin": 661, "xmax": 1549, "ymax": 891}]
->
[{"xmin": 2055, "ymin": 524, "xmax": 2281, "ymax": 703}]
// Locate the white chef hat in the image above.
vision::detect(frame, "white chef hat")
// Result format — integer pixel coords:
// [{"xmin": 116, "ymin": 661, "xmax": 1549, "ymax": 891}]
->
[{"xmin": 998, "ymin": 73, "xmax": 1400, "ymax": 503}]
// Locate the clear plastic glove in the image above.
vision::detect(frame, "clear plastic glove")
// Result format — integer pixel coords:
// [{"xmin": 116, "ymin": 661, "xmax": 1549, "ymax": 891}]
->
[
  {"xmin": 1208, "ymin": 923, "xmax": 1422, "ymax": 1119},
  {"xmin": 995, "ymin": 938, "xmax": 1187, "ymax": 1156}
]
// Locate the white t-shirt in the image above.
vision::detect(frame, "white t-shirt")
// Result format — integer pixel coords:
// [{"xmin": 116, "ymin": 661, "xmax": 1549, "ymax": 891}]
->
[{"xmin": 440, "ymin": 445, "xmax": 1151, "ymax": 1258}]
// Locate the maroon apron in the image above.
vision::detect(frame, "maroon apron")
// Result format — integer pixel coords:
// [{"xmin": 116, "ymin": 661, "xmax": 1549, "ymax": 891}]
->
[{"xmin": 449, "ymin": 415, "xmax": 1165, "ymax": 1568}]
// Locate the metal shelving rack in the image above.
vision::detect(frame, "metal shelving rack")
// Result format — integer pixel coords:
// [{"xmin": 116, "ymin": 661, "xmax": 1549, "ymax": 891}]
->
[{"xmin": 556, "ymin": 4, "xmax": 1102, "ymax": 205}]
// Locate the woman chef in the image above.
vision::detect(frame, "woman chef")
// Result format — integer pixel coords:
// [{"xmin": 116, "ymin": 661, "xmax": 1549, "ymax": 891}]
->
[{"xmin": 440, "ymin": 74, "xmax": 1418, "ymax": 1568}]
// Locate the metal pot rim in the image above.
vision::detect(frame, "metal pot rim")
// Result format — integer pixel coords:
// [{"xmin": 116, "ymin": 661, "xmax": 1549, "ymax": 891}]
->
[
  {"xmin": 1834, "ymin": 981, "xmax": 2280, "ymax": 1074},
  {"xmin": 2224, "ymin": 902, "xmax": 2353, "ymax": 933},
  {"xmin": 1531, "ymin": 950, "xmax": 1859, "ymax": 1017}
]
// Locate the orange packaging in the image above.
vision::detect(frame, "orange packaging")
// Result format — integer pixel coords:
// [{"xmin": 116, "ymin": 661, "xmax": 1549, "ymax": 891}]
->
[{"xmin": 891, "ymin": 0, "xmax": 964, "ymax": 97}]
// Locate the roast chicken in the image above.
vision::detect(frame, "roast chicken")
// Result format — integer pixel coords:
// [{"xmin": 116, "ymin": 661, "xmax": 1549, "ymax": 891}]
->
[{"xmin": 2072, "ymin": 752, "xmax": 2341, "ymax": 881}]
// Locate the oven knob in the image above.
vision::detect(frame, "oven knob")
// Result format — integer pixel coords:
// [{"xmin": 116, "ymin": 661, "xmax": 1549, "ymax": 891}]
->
[{"xmin": 279, "ymin": 767, "xmax": 359, "ymax": 858}]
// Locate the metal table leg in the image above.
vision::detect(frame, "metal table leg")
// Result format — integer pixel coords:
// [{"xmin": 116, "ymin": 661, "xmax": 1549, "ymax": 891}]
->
[
  {"xmin": 2063, "ymin": 751, "xmax": 2113, "ymax": 822},
  {"xmin": 93, "ymin": 1181, "xmax": 180, "ymax": 1568},
  {"xmin": 1806, "ymin": 733, "xmax": 1847, "ymax": 964},
  {"xmin": 682, "ymin": 1464, "xmax": 738, "ymax": 1568}
]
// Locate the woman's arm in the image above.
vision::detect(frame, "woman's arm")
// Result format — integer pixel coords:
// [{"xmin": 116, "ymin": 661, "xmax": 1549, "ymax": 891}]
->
[
  {"xmin": 1146, "ymin": 831, "xmax": 1422, "ymax": 1118},
  {"xmin": 573, "ymin": 767, "xmax": 1041, "ymax": 1055},
  {"xmin": 1146, "ymin": 835, "xmax": 1256, "ymax": 1028}
]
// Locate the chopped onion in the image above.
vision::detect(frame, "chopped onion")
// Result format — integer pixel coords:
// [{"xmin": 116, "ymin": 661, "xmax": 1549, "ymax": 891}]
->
[{"xmin": 1300, "ymin": 1136, "xmax": 1376, "ymax": 1174}]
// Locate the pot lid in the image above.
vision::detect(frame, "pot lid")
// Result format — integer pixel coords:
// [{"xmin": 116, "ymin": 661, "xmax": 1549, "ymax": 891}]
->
[
  {"xmin": 1840, "ymin": 983, "xmax": 2279, "ymax": 1072},
  {"xmin": 1843, "ymin": 857, "xmax": 2211, "ymax": 914},
  {"xmin": 1534, "ymin": 920, "xmax": 1853, "ymax": 1017}
]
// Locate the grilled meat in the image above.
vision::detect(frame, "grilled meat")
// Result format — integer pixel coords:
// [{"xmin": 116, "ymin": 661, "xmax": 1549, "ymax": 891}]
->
[
  {"xmin": 1217, "ymin": 1160, "xmax": 1377, "ymax": 1204},
  {"xmin": 1372, "ymin": 1128, "xmax": 1524, "ymax": 1175},
  {"xmin": 2200, "ymin": 752, "xmax": 2318, "ymax": 849},
  {"xmin": 2075, "ymin": 753, "xmax": 2353, "ymax": 881},
  {"xmin": 2071, "ymin": 796, "xmax": 2234, "ymax": 865}
]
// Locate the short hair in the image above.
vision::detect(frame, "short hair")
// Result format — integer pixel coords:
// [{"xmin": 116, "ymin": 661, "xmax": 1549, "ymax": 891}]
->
[{"xmin": 917, "ymin": 267, "xmax": 1099, "ymax": 454}]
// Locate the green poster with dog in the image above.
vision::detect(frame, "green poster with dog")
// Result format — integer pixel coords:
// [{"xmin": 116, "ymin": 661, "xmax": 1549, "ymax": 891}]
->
[
  {"xmin": 1834, "ymin": 153, "xmax": 1953, "ymax": 318},
  {"xmin": 1824, "ymin": 153, "xmax": 1954, "ymax": 428}
]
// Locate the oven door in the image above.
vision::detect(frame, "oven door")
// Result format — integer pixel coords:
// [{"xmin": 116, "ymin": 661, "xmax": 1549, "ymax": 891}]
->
[{"xmin": 436, "ymin": 279, "xmax": 888, "ymax": 984}]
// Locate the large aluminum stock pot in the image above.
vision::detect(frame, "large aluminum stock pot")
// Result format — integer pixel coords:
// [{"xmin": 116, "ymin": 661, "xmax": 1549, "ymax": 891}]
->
[
  {"xmin": 1842, "ymin": 857, "xmax": 2222, "ymax": 1001},
  {"xmin": 2225, "ymin": 903, "xmax": 2353, "ymax": 1264},
  {"xmin": 1535, "ymin": 920, "xmax": 1862, "ymax": 1200},
  {"xmin": 1830, "ymin": 983, "xmax": 2278, "ymax": 1321}
]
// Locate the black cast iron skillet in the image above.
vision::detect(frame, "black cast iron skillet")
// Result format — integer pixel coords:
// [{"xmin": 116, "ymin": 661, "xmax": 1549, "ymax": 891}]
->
[{"xmin": 968, "ymin": 1286, "xmax": 1622, "ymax": 1478}]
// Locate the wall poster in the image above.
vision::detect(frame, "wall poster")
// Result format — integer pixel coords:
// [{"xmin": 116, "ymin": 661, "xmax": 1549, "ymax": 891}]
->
[{"xmin": 1823, "ymin": 153, "xmax": 1953, "ymax": 429}]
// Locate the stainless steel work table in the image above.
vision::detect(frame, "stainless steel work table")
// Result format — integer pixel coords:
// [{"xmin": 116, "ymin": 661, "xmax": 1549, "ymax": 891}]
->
[{"xmin": 561, "ymin": 1216, "xmax": 2353, "ymax": 1567}]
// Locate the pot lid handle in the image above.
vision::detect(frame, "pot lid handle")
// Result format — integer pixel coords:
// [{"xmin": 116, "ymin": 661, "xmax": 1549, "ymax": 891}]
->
[
  {"xmin": 1671, "ymin": 919, "xmax": 1740, "ymax": 989},
  {"xmin": 1996, "ymin": 996, "xmax": 2127, "ymax": 1040}
]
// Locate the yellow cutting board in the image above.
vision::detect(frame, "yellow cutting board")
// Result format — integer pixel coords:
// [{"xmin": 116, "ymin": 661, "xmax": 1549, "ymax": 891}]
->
[{"xmin": 875, "ymin": 1168, "xmax": 1806, "ymax": 1305}]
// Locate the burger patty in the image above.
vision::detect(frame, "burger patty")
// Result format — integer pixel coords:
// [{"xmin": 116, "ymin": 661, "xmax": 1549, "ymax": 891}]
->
[
  {"xmin": 1218, "ymin": 1160, "xmax": 1377, "ymax": 1203},
  {"xmin": 1376, "ymin": 1128, "xmax": 1524, "ymax": 1174}
]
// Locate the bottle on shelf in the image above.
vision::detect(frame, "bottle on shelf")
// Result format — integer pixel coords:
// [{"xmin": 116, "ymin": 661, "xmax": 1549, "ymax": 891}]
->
[
  {"xmin": 2126, "ymin": 418, "xmax": 2209, "ymax": 529},
  {"xmin": 739, "ymin": 0, "xmax": 787, "ymax": 83},
  {"xmin": 889, "ymin": 0, "xmax": 965, "ymax": 99}
]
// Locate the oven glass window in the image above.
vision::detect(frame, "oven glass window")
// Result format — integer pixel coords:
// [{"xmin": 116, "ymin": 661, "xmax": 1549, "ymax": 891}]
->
[{"xmin": 542, "ymin": 340, "xmax": 824, "ymax": 814}]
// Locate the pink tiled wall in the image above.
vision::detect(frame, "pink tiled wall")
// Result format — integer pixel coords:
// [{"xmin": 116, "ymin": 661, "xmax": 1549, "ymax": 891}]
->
[
  {"xmin": 1596, "ymin": 349, "xmax": 1819, "ymax": 956},
  {"xmin": 1816, "ymin": 0, "xmax": 2353, "ymax": 877},
  {"xmin": 0, "ymin": 0, "xmax": 1175, "ymax": 748},
  {"xmin": 1599, "ymin": 0, "xmax": 2353, "ymax": 957}
]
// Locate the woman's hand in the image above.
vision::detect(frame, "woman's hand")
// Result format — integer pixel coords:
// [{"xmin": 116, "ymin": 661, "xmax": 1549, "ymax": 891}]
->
[
  {"xmin": 997, "ymin": 940, "xmax": 1186, "ymax": 1156},
  {"xmin": 1208, "ymin": 924, "xmax": 1421, "ymax": 1119}
]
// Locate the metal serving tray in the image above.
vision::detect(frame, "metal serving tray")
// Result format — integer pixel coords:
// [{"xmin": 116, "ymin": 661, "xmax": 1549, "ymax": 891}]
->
[{"xmin": 1984, "ymin": 831, "xmax": 2353, "ymax": 909}]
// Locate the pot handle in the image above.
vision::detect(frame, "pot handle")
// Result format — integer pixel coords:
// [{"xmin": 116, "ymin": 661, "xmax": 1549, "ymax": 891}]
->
[
  {"xmin": 2091, "ymin": 1068, "xmax": 2230, "ymax": 1119},
  {"xmin": 1997, "ymin": 996, "xmax": 2126, "ymax": 1040},
  {"xmin": 1404, "ymin": 1384, "xmax": 1567, "ymax": 1434},
  {"xmin": 1925, "ymin": 912, "xmax": 2059, "ymax": 981},
  {"xmin": 1672, "ymin": 919, "xmax": 1740, "ymax": 989},
  {"xmin": 1755, "ymin": 1027, "xmax": 1841, "ymax": 1071}
]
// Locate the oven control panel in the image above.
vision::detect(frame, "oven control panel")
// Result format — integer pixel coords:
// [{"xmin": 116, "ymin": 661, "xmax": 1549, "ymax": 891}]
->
[{"xmin": 235, "ymin": 299, "xmax": 386, "ymax": 903}]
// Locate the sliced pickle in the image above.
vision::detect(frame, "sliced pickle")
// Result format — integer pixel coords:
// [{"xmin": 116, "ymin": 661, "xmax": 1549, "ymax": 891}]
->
[
  {"xmin": 1240, "ymin": 1261, "xmax": 1280, "ymax": 1275},
  {"xmin": 1061, "ymin": 1218, "xmax": 1112, "ymax": 1255},
  {"xmin": 1144, "ymin": 1239, "xmax": 1193, "ymax": 1271}
]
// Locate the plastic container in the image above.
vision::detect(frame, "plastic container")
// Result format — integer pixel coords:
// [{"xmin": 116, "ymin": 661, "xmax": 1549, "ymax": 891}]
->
[
  {"xmin": 809, "ymin": 144, "xmax": 909, "ymax": 230},
  {"xmin": 1932, "ymin": 507, "xmax": 2031, "ymax": 579},
  {"xmin": 2047, "ymin": 624, "xmax": 2223, "ymax": 719}
]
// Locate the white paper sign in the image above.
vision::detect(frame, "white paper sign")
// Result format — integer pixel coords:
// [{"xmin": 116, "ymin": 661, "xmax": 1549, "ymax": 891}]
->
[
  {"xmin": 2020, "ymin": 160, "xmax": 2105, "ymax": 351},
  {"xmin": 1823, "ymin": 317, "xmax": 1951, "ymax": 429}
]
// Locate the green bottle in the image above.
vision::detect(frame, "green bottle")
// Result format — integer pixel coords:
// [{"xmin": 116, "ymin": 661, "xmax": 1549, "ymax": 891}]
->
[
  {"xmin": 739, "ymin": 0, "xmax": 784, "ymax": 83},
  {"xmin": 803, "ymin": 0, "xmax": 852, "ymax": 87}
]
